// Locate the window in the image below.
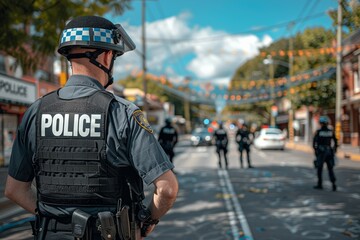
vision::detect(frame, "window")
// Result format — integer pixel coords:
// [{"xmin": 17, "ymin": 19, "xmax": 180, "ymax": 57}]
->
[
  {"xmin": 0, "ymin": 55, "xmax": 6, "ymax": 73},
  {"xmin": 35, "ymin": 69, "xmax": 51, "ymax": 82},
  {"xmin": 356, "ymin": 57, "xmax": 360, "ymax": 93}
]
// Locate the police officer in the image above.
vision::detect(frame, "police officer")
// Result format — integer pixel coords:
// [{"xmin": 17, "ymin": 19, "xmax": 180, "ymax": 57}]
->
[
  {"xmin": 236, "ymin": 123, "xmax": 254, "ymax": 168},
  {"xmin": 313, "ymin": 116, "xmax": 338, "ymax": 191},
  {"xmin": 4, "ymin": 16, "xmax": 178, "ymax": 240},
  {"xmin": 158, "ymin": 118, "xmax": 178, "ymax": 164},
  {"xmin": 213, "ymin": 122, "xmax": 229, "ymax": 169}
]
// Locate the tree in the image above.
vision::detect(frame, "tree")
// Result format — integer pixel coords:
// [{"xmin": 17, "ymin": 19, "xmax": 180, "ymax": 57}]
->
[
  {"xmin": 228, "ymin": 27, "xmax": 337, "ymax": 121},
  {"xmin": 118, "ymin": 76, "xmax": 187, "ymax": 116},
  {"xmin": 0, "ymin": 0, "xmax": 131, "ymax": 73},
  {"xmin": 328, "ymin": 0, "xmax": 360, "ymax": 34}
]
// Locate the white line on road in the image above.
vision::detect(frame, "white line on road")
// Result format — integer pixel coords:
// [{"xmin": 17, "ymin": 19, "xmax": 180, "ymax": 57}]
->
[
  {"xmin": 218, "ymin": 169, "xmax": 254, "ymax": 240},
  {"xmin": 254, "ymin": 149, "xmax": 267, "ymax": 159},
  {"xmin": 218, "ymin": 171, "xmax": 240, "ymax": 240}
]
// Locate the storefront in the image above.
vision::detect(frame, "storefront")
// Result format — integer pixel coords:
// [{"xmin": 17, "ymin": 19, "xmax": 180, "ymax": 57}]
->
[{"xmin": 0, "ymin": 73, "xmax": 36, "ymax": 166}]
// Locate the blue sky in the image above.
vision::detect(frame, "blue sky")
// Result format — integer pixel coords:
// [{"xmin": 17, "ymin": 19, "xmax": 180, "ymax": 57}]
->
[{"xmin": 108, "ymin": 0, "xmax": 339, "ymax": 87}]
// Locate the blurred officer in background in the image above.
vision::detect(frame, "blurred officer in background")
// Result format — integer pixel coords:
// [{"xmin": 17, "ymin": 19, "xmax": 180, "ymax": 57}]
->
[
  {"xmin": 313, "ymin": 116, "xmax": 338, "ymax": 191},
  {"xmin": 213, "ymin": 122, "xmax": 229, "ymax": 169},
  {"xmin": 236, "ymin": 122, "xmax": 254, "ymax": 168},
  {"xmin": 158, "ymin": 118, "xmax": 178, "ymax": 164},
  {"xmin": 5, "ymin": 16, "xmax": 178, "ymax": 239}
]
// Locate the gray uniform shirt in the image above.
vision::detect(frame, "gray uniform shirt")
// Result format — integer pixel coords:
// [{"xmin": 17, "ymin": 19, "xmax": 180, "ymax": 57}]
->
[{"xmin": 9, "ymin": 75, "xmax": 173, "ymax": 185}]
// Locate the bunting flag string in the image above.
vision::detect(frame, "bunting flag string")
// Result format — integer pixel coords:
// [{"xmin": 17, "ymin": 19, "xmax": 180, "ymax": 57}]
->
[
  {"xmin": 129, "ymin": 65, "xmax": 335, "ymax": 105},
  {"xmin": 259, "ymin": 43, "xmax": 359, "ymax": 58}
]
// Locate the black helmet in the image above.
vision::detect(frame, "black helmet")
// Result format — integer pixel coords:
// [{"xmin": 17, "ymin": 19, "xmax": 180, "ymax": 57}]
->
[
  {"xmin": 58, "ymin": 16, "xmax": 135, "ymax": 57},
  {"xmin": 165, "ymin": 118, "xmax": 172, "ymax": 125},
  {"xmin": 57, "ymin": 16, "xmax": 135, "ymax": 88}
]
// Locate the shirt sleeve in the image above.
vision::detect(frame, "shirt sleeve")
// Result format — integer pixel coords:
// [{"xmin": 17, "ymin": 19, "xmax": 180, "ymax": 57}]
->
[
  {"xmin": 174, "ymin": 128, "xmax": 178, "ymax": 144},
  {"xmin": 126, "ymin": 108, "xmax": 174, "ymax": 185},
  {"xmin": 332, "ymin": 131, "xmax": 338, "ymax": 148},
  {"xmin": 313, "ymin": 130, "xmax": 319, "ymax": 150},
  {"xmin": 8, "ymin": 102, "xmax": 39, "ymax": 182}
]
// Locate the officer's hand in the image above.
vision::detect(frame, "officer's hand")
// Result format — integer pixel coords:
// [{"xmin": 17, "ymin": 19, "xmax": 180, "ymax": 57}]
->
[{"xmin": 141, "ymin": 223, "xmax": 156, "ymax": 237}]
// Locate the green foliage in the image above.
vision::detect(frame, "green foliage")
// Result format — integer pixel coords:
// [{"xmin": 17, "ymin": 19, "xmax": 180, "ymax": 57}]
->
[
  {"xmin": 228, "ymin": 27, "xmax": 336, "ymax": 120},
  {"xmin": 328, "ymin": 0, "xmax": 360, "ymax": 34},
  {"xmin": 0, "ymin": 0, "xmax": 131, "ymax": 73},
  {"xmin": 291, "ymin": 78, "xmax": 336, "ymax": 110},
  {"xmin": 117, "ymin": 76, "xmax": 186, "ymax": 116}
]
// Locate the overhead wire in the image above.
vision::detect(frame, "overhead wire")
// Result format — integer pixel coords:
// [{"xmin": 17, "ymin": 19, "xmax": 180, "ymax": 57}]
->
[
  {"xmin": 290, "ymin": 0, "xmax": 314, "ymax": 35},
  {"xmin": 293, "ymin": 0, "xmax": 322, "ymax": 34},
  {"xmin": 279, "ymin": 0, "xmax": 312, "ymax": 40}
]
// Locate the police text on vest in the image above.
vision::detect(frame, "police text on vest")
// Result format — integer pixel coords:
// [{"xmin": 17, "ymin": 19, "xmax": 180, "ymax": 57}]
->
[{"xmin": 41, "ymin": 113, "xmax": 101, "ymax": 137}]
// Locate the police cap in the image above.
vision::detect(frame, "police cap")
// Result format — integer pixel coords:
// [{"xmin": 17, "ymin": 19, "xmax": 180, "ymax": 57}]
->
[
  {"xmin": 58, "ymin": 16, "xmax": 136, "ymax": 57},
  {"xmin": 319, "ymin": 116, "xmax": 329, "ymax": 124},
  {"xmin": 165, "ymin": 118, "xmax": 172, "ymax": 125}
]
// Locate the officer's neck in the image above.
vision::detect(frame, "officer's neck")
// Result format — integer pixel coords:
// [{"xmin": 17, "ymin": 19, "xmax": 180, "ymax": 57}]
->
[{"xmin": 71, "ymin": 62, "xmax": 108, "ymax": 87}]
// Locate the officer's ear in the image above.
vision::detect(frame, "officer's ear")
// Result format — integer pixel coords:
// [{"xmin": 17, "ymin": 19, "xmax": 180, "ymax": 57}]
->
[{"xmin": 103, "ymin": 50, "xmax": 114, "ymax": 67}]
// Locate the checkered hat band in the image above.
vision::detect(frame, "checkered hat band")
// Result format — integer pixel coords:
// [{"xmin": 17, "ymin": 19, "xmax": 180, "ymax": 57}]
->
[
  {"xmin": 60, "ymin": 27, "xmax": 114, "ymax": 44},
  {"xmin": 93, "ymin": 28, "xmax": 113, "ymax": 44}
]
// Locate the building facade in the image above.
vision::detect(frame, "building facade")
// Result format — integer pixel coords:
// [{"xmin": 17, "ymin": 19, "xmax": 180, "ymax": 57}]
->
[
  {"xmin": 341, "ymin": 30, "xmax": 360, "ymax": 146},
  {"xmin": 0, "ymin": 54, "xmax": 60, "ymax": 166}
]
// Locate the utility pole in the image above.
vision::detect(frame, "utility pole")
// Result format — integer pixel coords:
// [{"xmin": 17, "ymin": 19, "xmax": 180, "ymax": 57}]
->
[
  {"xmin": 142, "ymin": 0, "xmax": 148, "ymax": 116},
  {"xmin": 335, "ymin": 0, "xmax": 342, "ymax": 143},
  {"xmin": 288, "ymin": 22, "xmax": 295, "ymax": 142},
  {"xmin": 268, "ymin": 55, "xmax": 275, "ymax": 126},
  {"xmin": 184, "ymin": 77, "xmax": 191, "ymax": 133}
]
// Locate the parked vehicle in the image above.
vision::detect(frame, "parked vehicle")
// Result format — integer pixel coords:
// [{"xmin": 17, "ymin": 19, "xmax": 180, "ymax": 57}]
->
[
  {"xmin": 190, "ymin": 128, "xmax": 213, "ymax": 146},
  {"xmin": 254, "ymin": 128, "xmax": 285, "ymax": 150}
]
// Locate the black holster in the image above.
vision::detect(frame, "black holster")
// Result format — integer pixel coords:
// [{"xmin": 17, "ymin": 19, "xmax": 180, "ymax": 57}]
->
[
  {"xmin": 72, "ymin": 209, "xmax": 91, "ymax": 239},
  {"xmin": 32, "ymin": 214, "xmax": 49, "ymax": 240}
]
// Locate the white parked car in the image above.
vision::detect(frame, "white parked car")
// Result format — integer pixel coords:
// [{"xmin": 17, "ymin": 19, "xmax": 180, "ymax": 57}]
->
[{"xmin": 254, "ymin": 128, "xmax": 285, "ymax": 150}]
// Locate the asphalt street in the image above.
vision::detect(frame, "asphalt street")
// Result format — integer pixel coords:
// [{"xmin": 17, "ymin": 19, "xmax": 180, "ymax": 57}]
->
[{"xmin": 1, "ymin": 136, "xmax": 359, "ymax": 240}]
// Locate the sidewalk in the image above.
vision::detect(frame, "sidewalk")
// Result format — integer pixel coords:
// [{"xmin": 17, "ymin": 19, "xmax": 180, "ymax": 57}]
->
[{"xmin": 286, "ymin": 140, "xmax": 360, "ymax": 161}]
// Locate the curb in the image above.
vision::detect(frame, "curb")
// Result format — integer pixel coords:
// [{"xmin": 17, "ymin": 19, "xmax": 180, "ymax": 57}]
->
[
  {"xmin": 337, "ymin": 150, "xmax": 360, "ymax": 161},
  {"xmin": 285, "ymin": 142, "xmax": 360, "ymax": 162},
  {"xmin": 285, "ymin": 142, "xmax": 313, "ymax": 154}
]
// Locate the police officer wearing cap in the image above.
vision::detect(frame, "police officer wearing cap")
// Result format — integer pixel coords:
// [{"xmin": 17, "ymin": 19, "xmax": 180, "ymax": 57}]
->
[
  {"xmin": 213, "ymin": 122, "xmax": 229, "ymax": 169},
  {"xmin": 313, "ymin": 116, "xmax": 338, "ymax": 191},
  {"xmin": 158, "ymin": 118, "xmax": 178, "ymax": 164},
  {"xmin": 236, "ymin": 122, "xmax": 254, "ymax": 168},
  {"xmin": 5, "ymin": 16, "xmax": 178, "ymax": 240}
]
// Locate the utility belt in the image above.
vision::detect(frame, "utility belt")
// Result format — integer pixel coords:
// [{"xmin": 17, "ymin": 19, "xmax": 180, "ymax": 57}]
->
[
  {"xmin": 32, "ymin": 180, "xmax": 150, "ymax": 240},
  {"xmin": 317, "ymin": 145, "xmax": 333, "ymax": 152},
  {"xmin": 31, "ymin": 200, "xmax": 153, "ymax": 240}
]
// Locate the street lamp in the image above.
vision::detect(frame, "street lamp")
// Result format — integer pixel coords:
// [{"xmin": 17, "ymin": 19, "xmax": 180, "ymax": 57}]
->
[
  {"xmin": 263, "ymin": 58, "xmax": 291, "ymax": 68},
  {"xmin": 263, "ymin": 56, "xmax": 294, "ymax": 137},
  {"xmin": 263, "ymin": 55, "xmax": 276, "ymax": 126},
  {"xmin": 184, "ymin": 76, "xmax": 192, "ymax": 133}
]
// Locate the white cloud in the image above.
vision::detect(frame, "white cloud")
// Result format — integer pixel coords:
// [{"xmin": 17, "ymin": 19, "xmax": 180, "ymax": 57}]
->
[{"xmin": 112, "ymin": 13, "xmax": 273, "ymax": 86}]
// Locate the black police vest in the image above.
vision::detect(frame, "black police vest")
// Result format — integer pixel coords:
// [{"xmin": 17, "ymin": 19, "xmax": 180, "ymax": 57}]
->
[
  {"xmin": 237, "ymin": 130, "xmax": 250, "ymax": 144},
  {"xmin": 34, "ymin": 90, "xmax": 141, "ymax": 207},
  {"xmin": 160, "ymin": 126, "xmax": 176, "ymax": 142},
  {"xmin": 317, "ymin": 127, "xmax": 333, "ymax": 146},
  {"xmin": 215, "ymin": 129, "xmax": 227, "ymax": 141}
]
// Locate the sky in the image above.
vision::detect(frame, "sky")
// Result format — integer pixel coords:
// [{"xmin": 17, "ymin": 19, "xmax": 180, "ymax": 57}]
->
[{"xmin": 107, "ymin": 0, "xmax": 339, "ymax": 88}]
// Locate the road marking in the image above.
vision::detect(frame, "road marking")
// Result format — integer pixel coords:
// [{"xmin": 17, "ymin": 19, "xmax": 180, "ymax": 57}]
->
[
  {"xmin": 218, "ymin": 169, "xmax": 254, "ymax": 240},
  {"xmin": 218, "ymin": 171, "xmax": 240, "ymax": 239},
  {"xmin": 257, "ymin": 150, "xmax": 266, "ymax": 159},
  {"xmin": 195, "ymin": 146, "xmax": 208, "ymax": 152}
]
